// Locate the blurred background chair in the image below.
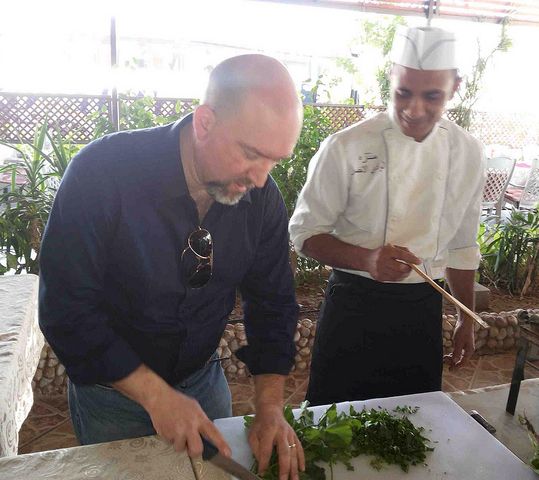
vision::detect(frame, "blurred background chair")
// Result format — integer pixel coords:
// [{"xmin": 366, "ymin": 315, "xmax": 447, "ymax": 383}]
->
[
  {"xmin": 505, "ymin": 158, "xmax": 539, "ymax": 211},
  {"xmin": 481, "ymin": 156, "xmax": 516, "ymax": 221}
]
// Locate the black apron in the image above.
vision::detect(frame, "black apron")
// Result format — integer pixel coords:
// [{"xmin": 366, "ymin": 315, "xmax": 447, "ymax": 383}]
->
[{"xmin": 306, "ymin": 269, "xmax": 443, "ymax": 405}]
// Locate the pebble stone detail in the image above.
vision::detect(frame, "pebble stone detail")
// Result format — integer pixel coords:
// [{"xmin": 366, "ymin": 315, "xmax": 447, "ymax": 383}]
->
[{"xmin": 33, "ymin": 311, "xmax": 526, "ymax": 396}]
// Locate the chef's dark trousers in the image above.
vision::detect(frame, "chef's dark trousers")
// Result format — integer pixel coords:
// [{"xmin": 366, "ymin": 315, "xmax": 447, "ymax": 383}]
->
[{"xmin": 306, "ymin": 269, "xmax": 443, "ymax": 405}]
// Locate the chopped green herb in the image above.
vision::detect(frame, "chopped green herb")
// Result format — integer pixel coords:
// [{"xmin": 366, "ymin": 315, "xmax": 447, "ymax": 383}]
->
[
  {"xmin": 244, "ymin": 402, "xmax": 434, "ymax": 480},
  {"xmin": 519, "ymin": 413, "xmax": 539, "ymax": 473}
]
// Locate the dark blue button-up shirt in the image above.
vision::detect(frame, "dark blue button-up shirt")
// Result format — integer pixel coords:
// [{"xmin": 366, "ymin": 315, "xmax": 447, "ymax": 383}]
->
[{"xmin": 39, "ymin": 116, "xmax": 298, "ymax": 385}]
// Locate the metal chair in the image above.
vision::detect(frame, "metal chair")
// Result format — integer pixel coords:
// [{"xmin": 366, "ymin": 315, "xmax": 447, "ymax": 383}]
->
[
  {"xmin": 481, "ymin": 156, "xmax": 516, "ymax": 220},
  {"xmin": 505, "ymin": 158, "xmax": 539, "ymax": 210}
]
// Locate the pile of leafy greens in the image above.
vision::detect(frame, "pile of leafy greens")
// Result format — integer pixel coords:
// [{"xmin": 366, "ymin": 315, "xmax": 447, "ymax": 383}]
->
[
  {"xmin": 244, "ymin": 402, "xmax": 434, "ymax": 480},
  {"xmin": 519, "ymin": 414, "xmax": 539, "ymax": 473}
]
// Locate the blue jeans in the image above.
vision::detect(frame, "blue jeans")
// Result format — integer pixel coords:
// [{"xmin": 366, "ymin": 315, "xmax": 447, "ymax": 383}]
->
[{"xmin": 68, "ymin": 353, "xmax": 232, "ymax": 445}]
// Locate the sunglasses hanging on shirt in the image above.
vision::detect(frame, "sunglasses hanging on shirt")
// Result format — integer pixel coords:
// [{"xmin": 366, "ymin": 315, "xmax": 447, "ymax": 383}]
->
[{"xmin": 181, "ymin": 227, "xmax": 213, "ymax": 288}]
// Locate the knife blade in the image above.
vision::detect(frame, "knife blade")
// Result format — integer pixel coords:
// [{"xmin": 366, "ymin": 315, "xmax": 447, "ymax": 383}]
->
[{"xmin": 202, "ymin": 437, "xmax": 261, "ymax": 480}]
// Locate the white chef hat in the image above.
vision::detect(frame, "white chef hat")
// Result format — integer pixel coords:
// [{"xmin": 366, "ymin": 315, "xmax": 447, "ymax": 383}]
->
[{"xmin": 390, "ymin": 26, "xmax": 457, "ymax": 70}]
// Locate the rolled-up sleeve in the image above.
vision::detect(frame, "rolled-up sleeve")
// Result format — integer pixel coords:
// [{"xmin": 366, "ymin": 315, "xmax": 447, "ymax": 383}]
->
[
  {"xmin": 447, "ymin": 150, "xmax": 486, "ymax": 270},
  {"xmin": 39, "ymin": 141, "xmax": 142, "ymax": 385},
  {"xmin": 289, "ymin": 136, "xmax": 349, "ymax": 254},
  {"xmin": 236, "ymin": 180, "xmax": 299, "ymax": 376}
]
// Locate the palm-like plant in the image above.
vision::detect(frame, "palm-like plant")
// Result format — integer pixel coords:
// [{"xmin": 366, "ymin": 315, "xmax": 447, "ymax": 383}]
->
[
  {"xmin": 0, "ymin": 123, "xmax": 78, "ymax": 273},
  {"xmin": 479, "ymin": 209, "xmax": 539, "ymax": 295}
]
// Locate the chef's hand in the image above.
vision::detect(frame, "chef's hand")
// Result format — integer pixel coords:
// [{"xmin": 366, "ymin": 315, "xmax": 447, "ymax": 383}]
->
[
  {"xmin": 146, "ymin": 385, "xmax": 231, "ymax": 458},
  {"xmin": 113, "ymin": 364, "xmax": 231, "ymax": 458},
  {"xmin": 445, "ymin": 316, "xmax": 475, "ymax": 370},
  {"xmin": 248, "ymin": 404, "xmax": 305, "ymax": 480},
  {"xmin": 366, "ymin": 244, "xmax": 421, "ymax": 282}
]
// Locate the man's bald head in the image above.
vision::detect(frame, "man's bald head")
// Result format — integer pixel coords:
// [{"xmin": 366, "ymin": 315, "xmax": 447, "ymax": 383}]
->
[
  {"xmin": 202, "ymin": 54, "xmax": 301, "ymax": 119},
  {"xmin": 191, "ymin": 54, "xmax": 303, "ymax": 206}
]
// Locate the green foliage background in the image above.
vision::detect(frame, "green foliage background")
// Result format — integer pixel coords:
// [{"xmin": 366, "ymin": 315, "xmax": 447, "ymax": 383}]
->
[{"xmin": 478, "ymin": 210, "xmax": 539, "ymax": 295}]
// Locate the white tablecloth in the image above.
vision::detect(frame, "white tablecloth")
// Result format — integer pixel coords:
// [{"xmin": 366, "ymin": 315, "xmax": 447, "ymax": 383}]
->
[
  {"xmin": 0, "ymin": 436, "xmax": 202, "ymax": 480},
  {"xmin": 0, "ymin": 274, "xmax": 43, "ymax": 457}
]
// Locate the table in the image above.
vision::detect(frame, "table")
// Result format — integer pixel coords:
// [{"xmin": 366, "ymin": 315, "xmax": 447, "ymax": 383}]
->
[
  {"xmin": 0, "ymin": 436, "xmax": 203, "ymax": 480},
  {"xmin": 216, "ymin": 391, "xmax": 536, "ymax": 479},
  {"xmin": 506, "ymin": 322, "xmax": 539, "ymax": 414},
  {"xmin": 0, "ymin": 274, "xmax": 43, "ymax": 457},
  {"xmin": 0, "ymin": 391, "xmax": 536, "ymax": 479},
  {"xmin": 450, "ymin": 378, "xmax": 539, "ymax": 465}
]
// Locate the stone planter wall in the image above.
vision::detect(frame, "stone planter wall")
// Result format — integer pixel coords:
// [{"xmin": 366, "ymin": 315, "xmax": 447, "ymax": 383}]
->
[
  {"xmin": 443, "ymin": 310, "xmax": 521, "ymax": 354},
  {"xmin": 33, "ymin": 343, "xmax": 67, "ymax": 395},
  {"xmin": 33, "ymin": 310, "xmax": 530, "ymax": 396}
]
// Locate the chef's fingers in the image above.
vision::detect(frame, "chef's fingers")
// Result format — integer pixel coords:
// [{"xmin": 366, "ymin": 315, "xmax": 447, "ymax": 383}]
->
[
  {"xmin": 276, "ymin": 434, "xmax": 294, "ymax": 480},
  {"xmin": 388, "ymin": 260, "xmax": 412, "ymax": 274},
  {"xmin": 287, "ymin": 442, "xmax": 300, "ymax": 480},
  {"xmin": 254, "ymin": 432, "xmax": 275, "ymax": 475},
  {"xmin": 249, "ymin": 432, "xmax": 260, "ymax": 458},
  {"xmin": 248, "ymin": 434, "xmax": 265, "ymax": 475},
  {"xmin": 453, "ymin": 344, "xmax": 473, "ymax": 368},
  {"xmin": 186, "ymin": 431, "xmax": 204, "ymax": 457},
  {"xmin": 391, "ymin": 244, "xmax": 422, "ymax": 265},
  {"xmin": 452, "ymin": 356, "xmax": 467, "ymax": 369},
  {"xmin": 280, "ymin": 440, "xmax": 300, "ymax": 480},
  {"xmin": 200, "ymin": 422, "xmax": 232, "ymax": 458},
  {"xmin": 449, "ymin": 343, "xmax": 467, "ymax": 370},
  {"xmin": 296, "ymin": 437, "xmax": 306, "ymax": 472},
  {"xmin": 172, "ymin": 433, "xmax": 187, "ymax": 453},
  {"xmin": 281, "ymin": 434, "xmax": 305, "ymax": 478}
]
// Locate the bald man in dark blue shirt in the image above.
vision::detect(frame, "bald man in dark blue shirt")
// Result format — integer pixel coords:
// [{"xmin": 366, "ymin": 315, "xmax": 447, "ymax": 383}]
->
[{"xmin": 39, "ymin": 54, "xmax": 305, "ymax": 480}]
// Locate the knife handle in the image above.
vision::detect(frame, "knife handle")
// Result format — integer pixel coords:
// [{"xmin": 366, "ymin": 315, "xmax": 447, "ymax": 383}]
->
[
  {"xmin": 202, "ymin": 436, "xmax": 219, "ymax": 461},
  {"xmin": 470, "ymin": 410, "xmax": 496, "ymax": 435}
]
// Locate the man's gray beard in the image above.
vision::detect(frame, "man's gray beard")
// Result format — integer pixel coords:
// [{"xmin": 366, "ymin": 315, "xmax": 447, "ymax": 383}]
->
[{"xmin": 206, "ymin": 184, "xmax": 246, "ymax": 206}]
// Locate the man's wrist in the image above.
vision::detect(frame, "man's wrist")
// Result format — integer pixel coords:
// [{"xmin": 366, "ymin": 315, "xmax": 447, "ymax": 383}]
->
[
  {"xmin": 253, "ymin": 374, "xmax": 285, "ymax": 413},
  {"xmin": 255, "ymin": 400, "xmax": 283, "ymax": 413},
  {"xmin": 457, "ymin": 312, "xmax": 475, "ymax": 327},
  {"xmin": 112, "ymin": 364, "xmax": 171, "ymax": 412},
  {"xmin": 354, "ymin": 245, "xmax": 374, "ymax": 273}
]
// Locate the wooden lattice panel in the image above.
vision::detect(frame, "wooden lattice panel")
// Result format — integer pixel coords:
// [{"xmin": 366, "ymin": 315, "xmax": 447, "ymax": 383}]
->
[
  {"xmin": 313, "ymin": 104, "xmax": 385, "ymax": 134},
  {"xmin": 469, "ymin": 111, "xmax": 539, "ymax": 149},
  {"xmin": 120, "ymin": 96, "xmax": 198, "ymax": 121},
  {"xmin": 1, "ymin": 93, "xmax": 539, "ymax": 149},
  {"xmin": 0, "ymin": 93, "xmax": 111, "ymax": 144}
]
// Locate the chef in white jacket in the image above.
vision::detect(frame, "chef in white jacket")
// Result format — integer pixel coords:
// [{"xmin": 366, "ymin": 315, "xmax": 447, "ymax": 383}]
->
[{"xmin": 289, "ymin": 26, "xmax": 486, "ymax": 405}]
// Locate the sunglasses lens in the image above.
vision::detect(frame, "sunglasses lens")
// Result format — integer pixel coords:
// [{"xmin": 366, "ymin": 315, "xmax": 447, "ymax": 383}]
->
[
  {"xmin": 189, "ymin": 262, "xmax": 212, "ymax": 288},
  {"xmin": 189, "ymin": 229, "xmax": 212, "ymax": 257}
]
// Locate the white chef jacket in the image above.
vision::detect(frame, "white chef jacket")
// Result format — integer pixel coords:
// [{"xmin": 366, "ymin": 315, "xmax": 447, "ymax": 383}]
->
[{"xmin": 289, "ymin": 112, "xmax": 486, "ymax": 284}]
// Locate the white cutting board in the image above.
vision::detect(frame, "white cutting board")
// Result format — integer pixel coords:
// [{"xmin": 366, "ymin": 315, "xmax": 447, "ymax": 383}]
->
[{"xmin": 215, "ymin": 391, "xmax": 537, "ymax": 479}]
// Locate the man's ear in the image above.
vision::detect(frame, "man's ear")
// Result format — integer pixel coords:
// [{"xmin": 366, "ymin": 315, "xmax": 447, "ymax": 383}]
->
[
  {"xmin": 192, "ymin": 105, "xmax": 216, "ymax": 141},
  {"xmin": 449, "ymin": 74, "xmax": 462, "ymax": 101}
]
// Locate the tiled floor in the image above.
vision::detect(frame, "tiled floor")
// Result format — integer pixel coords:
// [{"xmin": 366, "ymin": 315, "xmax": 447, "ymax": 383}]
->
[{"xmin": 18, "ymin": 350, "xmax": 536, "ymax": 455}]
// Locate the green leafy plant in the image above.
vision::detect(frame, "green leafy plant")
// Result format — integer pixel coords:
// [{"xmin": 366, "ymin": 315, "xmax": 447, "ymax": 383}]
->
[
  {"xmin": 452, "ymin": 19, "xmax": 512, "ymax": 130},
  {"xmin": 91, "ymin": 96, "xmax": 192, "ymax": 138},
  {"xmin": 0, "ymin": 123, "xmax": 79, "ymax": 274},
  {"xmin": 358, "ymin": 16, "xmax": 407, "ymax": 106},
  {"xmin": 519, "ymin": 414, "xmax": 539, "ymax": 473},
  {"xmin": 271, "ymin": 91, "xmax": 332, "ymax": 283},
  {"xmin": 272, "ymin": 106, "xmax": 331, "ymax": 219},
  {"xmin": 478, "ymin": 210, "xmax": 539, "ymax": 295},
  {"xmin": 244, "ymin": 402, "xmax": 433, "ymax": 480}
]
